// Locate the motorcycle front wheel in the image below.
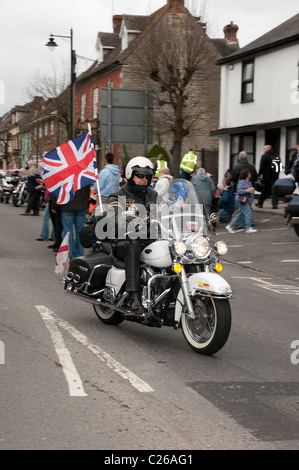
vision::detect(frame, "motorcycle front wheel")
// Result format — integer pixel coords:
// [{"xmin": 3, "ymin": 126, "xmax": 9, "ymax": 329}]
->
[
  {"xmin": 93, "ymin": 304, "xmax": 124, "ymax": 325},
  {"xmin": 181, "ymin": 296, "xmax": 231, "ymax": 355},
  {"xmin": 13, "ymin": 194, "xmax": 21, "ymax": 207}
]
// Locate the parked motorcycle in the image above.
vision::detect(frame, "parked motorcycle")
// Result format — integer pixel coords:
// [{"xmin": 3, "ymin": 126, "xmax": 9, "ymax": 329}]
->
[
  {"xmin": 12, "ymin": 174, "xmax": 28, "ymax": 207},
  {"xmin": 0, "ymin": 170, "xmax": 18, "ymax": 203},
  {"xmin": 61, "ymin": 179, "xmax": 233, "ymax": 355},
  {"xmin": 273, "ymin": 177, "xmax": 299, "ymax": 237}
]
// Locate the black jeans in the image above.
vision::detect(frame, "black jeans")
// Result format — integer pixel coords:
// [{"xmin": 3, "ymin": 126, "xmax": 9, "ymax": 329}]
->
[
  {"xmin": 26, "ymin": 191, "xmax": 41, "ymax": 215},
  {"xmin": 258, "ymin": 178, "xmax": 278, "ymax": 207},
  {"xmin": 113, "ymin": 238, "xmax": 154, "ymax": 292}
]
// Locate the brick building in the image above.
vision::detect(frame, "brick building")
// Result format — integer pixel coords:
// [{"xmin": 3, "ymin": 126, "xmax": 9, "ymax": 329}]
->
[{"xmin": 74, "ymin": 0, "xmax": 239, "ymax": 175}]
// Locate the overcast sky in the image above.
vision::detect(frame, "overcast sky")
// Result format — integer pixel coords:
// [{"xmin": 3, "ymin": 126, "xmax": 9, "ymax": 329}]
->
[{"xmin": 0, "ymin": 0, "xmax": 298, "ymax": 116}]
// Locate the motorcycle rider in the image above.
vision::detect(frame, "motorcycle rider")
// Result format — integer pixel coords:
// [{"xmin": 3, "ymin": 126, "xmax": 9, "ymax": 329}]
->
[{"xmin": 106, "ymin": 157, "xmax": 157, "ymax": 314}]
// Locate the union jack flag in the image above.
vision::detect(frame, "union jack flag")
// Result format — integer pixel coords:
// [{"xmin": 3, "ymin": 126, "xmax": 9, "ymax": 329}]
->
[{"xmin": 40, "ymin": 132, "xmax": 98, "ymax": 205}]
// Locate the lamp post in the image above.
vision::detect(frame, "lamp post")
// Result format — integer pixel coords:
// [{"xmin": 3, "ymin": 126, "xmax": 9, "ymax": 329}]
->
[{"xmin": 45, "ymin": 28, "xmax": 76, "ymax": 139}]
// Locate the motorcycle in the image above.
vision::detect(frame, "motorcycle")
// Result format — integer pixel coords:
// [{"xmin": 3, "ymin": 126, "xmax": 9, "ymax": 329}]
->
[
  {"xmin": 273, "ymin": 177, "xmax": 299, "ymax": 237},
  {"xmin": 12, "ymin": 174, "xmax": 28, "ymax": 207},
  {"xmin": 0, "ymin": 170, "xmax": 18, "ymax": 203},
  {"xmin": 62, "ymin": 179, "xmax": 234, "ymax": 355}
]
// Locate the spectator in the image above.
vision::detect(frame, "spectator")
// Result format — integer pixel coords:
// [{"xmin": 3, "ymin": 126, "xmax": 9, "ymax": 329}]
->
[
  {"xmin": 191, "ymin": 168, "xmax": 215, "ymax": 215},
  {"xmin": 47, "ymin": 193, "xmax": 62, "ymax": 253},
  {"xmin": 231, "ymin": 151, "xmax": 258, "ymax": 192},
  {"xmin": 60, "ymin": 186, "xmax": 90, "ymax": 259},
  {"xmin": 20, "ymin": 160, "xmax": 42, "ymax": 216},
  {"xmin": 94, "ymin": 152, "xmax": 120, "ymax": 204},
  {"xmin": 226, "ymin": 169, "xmax": 257, "ymax": 234},
  {"xmin": 255, "ymin": 145, "xmax": 280, "ymax": 209},
  {"xmin": 207, "ymin": 172, "xmax": 220, "ymax": 215},
  {"xmin": 155, "ymin": 167, "xmax": 173, "ymax": 201},
  {"xmin": 285, "ymin": 142, "xmax": 299, "ymax": 177},
  {"xmin": 232, "ymin": 151, "xmax": 257, "ymax": 226},
  {"xmin": 36, "ymin": 189, "xmax": 55, "ymax": 241},
  {"xmin": 180, "ymin": 148, "xmax": 197, "ymax": 180},
  {"xmin": 154, "ymin": 154, "xmax": 168, "ymax": 178},
  {"xmin": 218, "ymin": 177, "xmax": 235, "ymax": 223}
]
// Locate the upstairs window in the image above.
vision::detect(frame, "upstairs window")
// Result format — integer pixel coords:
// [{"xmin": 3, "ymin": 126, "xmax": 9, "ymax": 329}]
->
[
  {"xmin": 241, "ymin": 61, "xmax": 254, "ymax": 103},
  {"xmin": 81, "ymin": 93, "xmax": 86, "ymax": 122},
  {"xmin": 93, "ymin": 88, "xmax": 98, "ymax": 119}
]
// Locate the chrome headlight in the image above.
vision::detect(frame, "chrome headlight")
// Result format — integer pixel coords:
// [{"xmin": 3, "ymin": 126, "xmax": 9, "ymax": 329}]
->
[
  {"xmin": 174, "ymin": 241, "xmax": 187, "ymax": 255},
  {"xmin": 191, "ymin": 236, "xmax": 209, "ymax": 258},
  {"xmin": 214, "ymin": 240, "xmax": 228, "ymax": 256}
]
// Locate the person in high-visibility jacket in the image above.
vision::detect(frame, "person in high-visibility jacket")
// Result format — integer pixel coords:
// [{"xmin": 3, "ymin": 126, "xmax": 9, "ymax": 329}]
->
[
  {"xmin": 179, "ymin": 148, "xmax": 197, "ymax": 180},
  {"xmin": 154, "ymin": 154, "xmax": 168, "ymax": 178}
]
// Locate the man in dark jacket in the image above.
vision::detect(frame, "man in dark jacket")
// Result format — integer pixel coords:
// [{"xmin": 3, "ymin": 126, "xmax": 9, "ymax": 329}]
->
[
  {"xmin": 106, "ymin": 157, "xmax": 157, "ymax": 314},
  {"xmin": 285, "ymin": 142, "xmax": 299, "ymax": 178},
  {"xmin": 20, "ymin": 160, "xmax": 43, "ymax": 216},
  {"xmin": 231, "ymin": 151, "xmax": 258, "ymax": 193},
  {"xmin": 256, "ymin": 145, "xmax": 280, "ymax": 209}
]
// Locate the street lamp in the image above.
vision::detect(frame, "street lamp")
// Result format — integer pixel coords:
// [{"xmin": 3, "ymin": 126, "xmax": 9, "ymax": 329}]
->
[{"xmin": 45, "ymin": 28, "xmax": 76, "ymax": 139}]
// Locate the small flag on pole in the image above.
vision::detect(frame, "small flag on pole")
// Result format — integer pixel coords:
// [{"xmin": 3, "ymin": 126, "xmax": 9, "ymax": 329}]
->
[{"xmin": 55, "ymin": 232, "xmax": 70, "ymax": 277}]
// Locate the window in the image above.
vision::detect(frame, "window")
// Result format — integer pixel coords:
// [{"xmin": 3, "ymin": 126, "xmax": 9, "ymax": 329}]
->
[
  {"xmin": 241, "ymin": 61, "xmax": 254, "ymax": 102},
  {"xmin": 81, "ymin": 93, "xmax": 86, "ymax": 122},
  {"xmin": 230, "ymin": 133, "xmax": 256, "ymax": 169},
  {"xmin": 93, "ymin": 88, "xmax": 98, "ymax": 119},
  {"xmin": 44, "ymin": 122, "xmax": 48, "ymax": 136},
  {"xmin": 50, "ymin": 120, "xmax": 54, "ymax": 135}
]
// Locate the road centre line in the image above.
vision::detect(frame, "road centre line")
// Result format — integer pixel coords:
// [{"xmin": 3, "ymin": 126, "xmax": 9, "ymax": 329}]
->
[
  {"xmin": 37, "ymin": 305, "xmax": 87, "ymax": 397},
  {"xmin": 280, "ymin": 260, "xmax": 299, "ymax": 262},
  {"xmin": 36, "ymin": 306, "xmax": 154, "ymax": 394}
]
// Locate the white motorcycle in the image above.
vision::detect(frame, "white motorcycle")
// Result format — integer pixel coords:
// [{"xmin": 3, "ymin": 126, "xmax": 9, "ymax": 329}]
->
[{"xmin": 63, "ymin": 179, "xmax": 234, "ymax": 355}]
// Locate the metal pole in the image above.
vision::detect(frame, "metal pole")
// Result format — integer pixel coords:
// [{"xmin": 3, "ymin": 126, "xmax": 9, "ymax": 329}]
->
[
  {"xmin": 144, "ymin": 86, "xmax": 148, "ymax": 157},
  {"xmin": 70, "ymin": 28, "xmax": 74, "ymax": 139},
  {"xmin": 107, "ymin": 81, "xmax": 112, "ymax": 153}
]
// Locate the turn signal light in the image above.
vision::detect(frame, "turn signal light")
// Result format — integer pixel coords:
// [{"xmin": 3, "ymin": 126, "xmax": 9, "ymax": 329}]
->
[
  {"xmin": 173, "ymin": 263, "xmax": 182, "ymax": 273},
  {"xmin": 214, "ymin": 263, "xmax": 223, "ymax": 272}
]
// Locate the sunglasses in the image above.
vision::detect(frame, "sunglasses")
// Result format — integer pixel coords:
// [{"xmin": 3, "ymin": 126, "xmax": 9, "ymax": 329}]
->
[{"xmin": 134, "ymin": 172, "xmax": 150, "ymax": 180}]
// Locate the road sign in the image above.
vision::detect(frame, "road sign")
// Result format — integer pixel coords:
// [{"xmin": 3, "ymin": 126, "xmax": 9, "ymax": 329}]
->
[{"xmin": 101, "ymin": 86, "xmax": 154, "ymax": 148}]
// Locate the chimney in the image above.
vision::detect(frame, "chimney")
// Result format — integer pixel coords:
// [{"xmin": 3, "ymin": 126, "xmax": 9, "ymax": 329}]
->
[
  {"xmin": 113, "ymin": 15, "xmax": 122, "ymax": 34},
  {"xmin": 167, "ymin": 0, "xmax": 185, "ymax": 13},
  {"xmin": 223, "ymin": 21, "xmax": 239, "ymax": 42}
]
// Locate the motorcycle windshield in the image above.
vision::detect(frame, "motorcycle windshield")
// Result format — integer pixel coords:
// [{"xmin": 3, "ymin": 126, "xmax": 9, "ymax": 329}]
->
[{"xmin": 156, "ymin": 179, "xmax": 212, "ymax": 240}]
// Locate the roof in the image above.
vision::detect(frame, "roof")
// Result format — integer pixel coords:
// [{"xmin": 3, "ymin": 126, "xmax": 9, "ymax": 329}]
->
[
  {"xmin": 218, "ymin": 13, "xmax": 299, "ymax": 64},
  {"xmin": 76, "ymin": 2, "xmax": 240, "ymax": 84}
]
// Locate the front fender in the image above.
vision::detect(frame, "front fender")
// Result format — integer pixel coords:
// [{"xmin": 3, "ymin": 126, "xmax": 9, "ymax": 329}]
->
[{"xmin": 174, "ymin": 272, "xmax": 233, "ymax": 324}]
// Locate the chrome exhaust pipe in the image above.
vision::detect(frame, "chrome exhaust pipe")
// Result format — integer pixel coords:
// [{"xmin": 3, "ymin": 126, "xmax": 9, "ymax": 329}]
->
[{"xmin": 65, "ymin": 288, "xmax": 133, "ymax": 315}]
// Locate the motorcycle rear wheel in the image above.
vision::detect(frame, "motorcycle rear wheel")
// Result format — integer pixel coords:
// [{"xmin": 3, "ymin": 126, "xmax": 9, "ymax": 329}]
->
[
  {"xmin": 181, "ymin": 296, "xmax": 231, "ymax": 355},
  {"xmin": 93, "ymin": 304, "xmax": 124, "ymax": 325}
]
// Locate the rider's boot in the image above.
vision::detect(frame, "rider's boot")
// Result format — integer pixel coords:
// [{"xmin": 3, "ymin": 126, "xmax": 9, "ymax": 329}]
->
[{"xmin": 127, "ymin": 291, "xmax": 144, "ymax": 314}]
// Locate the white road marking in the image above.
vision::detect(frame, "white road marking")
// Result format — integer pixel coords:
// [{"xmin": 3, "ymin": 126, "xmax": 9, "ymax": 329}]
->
[
  {"xmin": 280, "ymin": 260, "xmax": 299, "ymax": 263},
  {"xmin": 37, "ymin": 305, "xmax": 87, "ymax": 397},
  {"xmin": 272, "ymin": 242, "xmax": 299, "ymax": 245},
  {"xmin": 231, "ymin": 277, "xmax": 299, "ymax": 295},
  {"xmin": 36, "ymin": 306, "xmax": 154, "ymax": 393},
  {"xmin": 260, "ymin": 228, "xmax": 288, "ymax": 232}
]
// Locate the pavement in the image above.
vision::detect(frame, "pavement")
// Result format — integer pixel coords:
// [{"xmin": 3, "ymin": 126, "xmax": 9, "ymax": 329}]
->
[{"xmin": 251, "ymin": 197, "xmax": 285, "ymax": 217}]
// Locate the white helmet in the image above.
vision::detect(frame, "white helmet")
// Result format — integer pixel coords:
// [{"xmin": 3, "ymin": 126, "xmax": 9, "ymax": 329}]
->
[{"xmin": 125, "ymin": 156, "xmax": 154, "ymax": 183}]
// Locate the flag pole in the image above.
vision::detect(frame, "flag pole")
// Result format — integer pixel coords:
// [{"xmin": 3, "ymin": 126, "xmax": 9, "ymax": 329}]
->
[{"xmin": 88, "ymin": 124, "xmax": 103, "ymax": 212}]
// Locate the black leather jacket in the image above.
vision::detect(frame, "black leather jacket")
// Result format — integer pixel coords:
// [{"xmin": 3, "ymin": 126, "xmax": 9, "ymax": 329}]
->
[{"xmin": 107, "ymin": 180, "xmax": 157, "ymax": 240}]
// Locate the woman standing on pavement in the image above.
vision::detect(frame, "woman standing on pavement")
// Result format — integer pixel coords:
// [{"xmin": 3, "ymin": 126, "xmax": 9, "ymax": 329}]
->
[{"xmin": 226, "ymin": 168, "xmax": 257, "ymax": 234}]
